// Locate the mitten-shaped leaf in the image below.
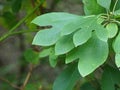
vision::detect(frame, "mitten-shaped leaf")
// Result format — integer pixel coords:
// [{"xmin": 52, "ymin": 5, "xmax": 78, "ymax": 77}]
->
[{"xmin": 78, "ymin": 34, "xmax": 108, "ymax": 77}]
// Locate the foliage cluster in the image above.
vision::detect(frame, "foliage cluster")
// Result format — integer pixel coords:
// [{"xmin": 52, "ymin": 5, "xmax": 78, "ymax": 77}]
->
[
  {"xmin": 1, "ymin": 0, "xmax": 120, "ymax": 90},
  {"xmin": 32, "ymin": 0, "xmax": 120, "ymax": 90}
]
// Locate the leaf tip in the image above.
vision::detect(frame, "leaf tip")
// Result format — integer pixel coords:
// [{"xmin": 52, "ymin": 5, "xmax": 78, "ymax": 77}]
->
[{"xmin": 65, "ymin": 60, "xmax": 70, "ymax": 64}]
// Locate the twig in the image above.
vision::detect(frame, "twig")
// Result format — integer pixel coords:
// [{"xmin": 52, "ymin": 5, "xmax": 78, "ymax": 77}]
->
[
  {"xmin": 0, "ymin": 64, "xmax": 34, "ymax": 90},
  {"xmin": 0, "ymin": 77, "xmax": 20, "ymax": 89},
  {"xmin": 31, "ymin": 0, "xmax": 40, "ymax": 15},
  {"xmin": 20, "ymin": 64, "xmax": 34, "ymax": 90},
  {"xmin": 112, "ymin": 0, "xmax": 119, "ymax": 14},
  {"xmin": 0, "ymin": 0, "xmax": 45, "ymax": 42}
]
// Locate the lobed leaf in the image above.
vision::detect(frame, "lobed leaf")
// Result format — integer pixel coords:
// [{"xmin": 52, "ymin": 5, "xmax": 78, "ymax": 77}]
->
[
  {"xmin": 55, "ymin": 34, "xmax": 74, "ymax": 55},
  {"xmin": 78, "ymin": 34, "xmax": 108, "ymax": 77},
  {"xmin": 73, "ymin": 28, "xmax": 92, "ymax": 47},
  {"xmin": 32, "ymin": 27, "xmax": 60, "ymax": 46},
  {"xmin": 32, "ymin": 12, "xmax": 109, "ymax": 77},
  {"xmin": 61, "ymin": 16, "xmax": 95, "ymax": 36},
  {"xmin": 65, "ymin": 48, "xmax": 80, "ymax": 64},
  {"xmin": 61, "ymin": 15, "xmax": 108, "ymax": 42},
  {"xmin": 31, "ymin": 12, "xmax": 80, "ymax": 26},
  {"xmin": 32, "ymin": 12, "xmax": 80, "ymax": 47},
  {"xmin": 95, "ymin": 23, "xmax": 108, "ymax": 42}
]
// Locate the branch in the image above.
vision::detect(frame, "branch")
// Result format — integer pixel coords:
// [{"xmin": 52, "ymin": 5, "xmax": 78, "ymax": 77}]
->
[
  {"xmin": 0, "ymin": 0, "xmax": 45, "ymax": 42},
  {"xmin": 112, "ymin": 0, "xmax": 119, "ymax": 14},
  {"xmin": 0, "ymin": 64, "xmax": 34, "ymax": 90},
  {"xmin": 0, "ymin": 77, "xmax": 20, "ymax": 89},
  {"xmin": 20, "ymin": 64, "xmax": 34, "ymax": 90}
]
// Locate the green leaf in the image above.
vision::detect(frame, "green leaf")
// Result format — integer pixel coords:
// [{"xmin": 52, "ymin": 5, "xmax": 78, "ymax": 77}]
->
[
  {"xmin": 32, "ymin": 13, "xmax": 108, "ymax": 48},
  {"xmin": 73, "ymin": 28, "xmax": 92, "ymax": 47},
  {"xmin": 55, "ymin": 34, "xmax": 74, "ymax": 55},
  {"xmin": 32, "ymin": 27, "xmax": 60, "ymax": 46},
  {"xmin": 65, "ymin": 48, "xmax": 80, "ymax": 64},
  {"xmin": 61, "ymin": 15, "xmax": 95, "ymax": 36},
  {"xmin": 106, "ymin": 23, "xmax": 118, "ymax": 38},
  {"xmin": 24, "ymin": 49, "xmax": 39, "ymax": 64},
  {"xmin": 95, "ymin": 23, "xmax": 108, "ymax": 42},
  {"xmin": 97, "ymin": 0, "xmax": 111, "ymax": 10},
  {"xmin": 31, "ymin": 12, "xmax": 80, "ymax": 26},
  {"xmin": 82, "ymin": 0, "xmax": 105, "ymax": 15},
  {"xmin": 53, "ymin": 64, "xmax": 80, "ymax": 90},
  {"xmin": 115, "ymin": 53, "xmax": 120, "ymax": 68},
  {"xmin": 61, "ymin": 15, "xmax": 108, "ymax": 42},
  {"xmin": 49, "ymin": 48, "xmax": 58, "ymax": 67},
  {"xmin": 101, "ymin": 66, "xmax": 120, "ymax": 90},
  {"xmin": 32, "ymin": 12, "xmax": 80, "ymax": 47},
  {"xmin": 78, "ymin": 34, "xmax": 108, "ymax": 77},
  {"xmin": 113, "ymin": 32, "xmax": 120, "ymax": 53},
  {"xmin": 39, "ymin": 48, "xmax": 51, "ymax": 58}
]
